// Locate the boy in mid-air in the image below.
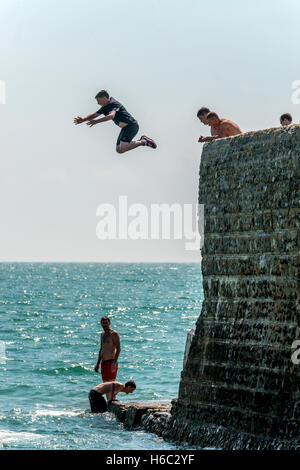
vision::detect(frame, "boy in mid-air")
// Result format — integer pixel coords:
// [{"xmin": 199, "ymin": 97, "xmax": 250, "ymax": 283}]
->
[{"xmin": 74, "ymin": 90, "xmax": 157, "ymax": 155}]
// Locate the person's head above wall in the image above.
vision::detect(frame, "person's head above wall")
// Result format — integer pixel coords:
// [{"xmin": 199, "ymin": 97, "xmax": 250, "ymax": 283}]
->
[
  {"xmin": 280, "ymin": 113, "xmax": 293, "ymax": 126},
  {"xmin": 197, "ymin": 107, "xmax": 210, "ymax": 124}
]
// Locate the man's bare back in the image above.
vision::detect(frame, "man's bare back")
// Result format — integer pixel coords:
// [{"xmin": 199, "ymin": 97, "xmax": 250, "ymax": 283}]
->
[
  {"xmin": 198, "ymin": 112, "xmax": 242, "ymax": 143},
  {"xmin": 93, "ymin": 380, "xmax": 123, "ymax": 400},
  {"xmin": 211, "ymin": 118, "xmax": 242, "ymax": 138},
  {"xmin": 89, "ymin": 379, "xmax": 136, "ymax": 412}
]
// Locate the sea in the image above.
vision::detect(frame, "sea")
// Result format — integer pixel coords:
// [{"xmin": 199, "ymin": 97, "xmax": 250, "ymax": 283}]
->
[{"xmin": 0, "ymin": 263, "xmax": 203, "ymax": 450}]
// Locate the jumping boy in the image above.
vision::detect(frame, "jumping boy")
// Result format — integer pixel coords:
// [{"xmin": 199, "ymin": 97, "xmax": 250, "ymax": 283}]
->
[{"xmin": 74, "ymin": 90, "xmax": 157, "ymax": 154}]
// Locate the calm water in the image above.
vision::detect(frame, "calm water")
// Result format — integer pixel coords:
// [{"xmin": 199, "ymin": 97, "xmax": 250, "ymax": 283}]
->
[{"xmin": 0, "ymin": 263, "xmax": 203, "ymax": 449}]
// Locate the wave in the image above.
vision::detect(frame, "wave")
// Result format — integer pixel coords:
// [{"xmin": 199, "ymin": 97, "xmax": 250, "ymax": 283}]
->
[
  {"xmin": 37, "ymin": 364, "xmax": 91, "ymax": 376},
  {"xmin": 35, "ymin": 409, "xmax": 82, "ymax": 417},
  {"xmin": 0, "ymin": 429, "xmax": 46, "ymax": 446}
]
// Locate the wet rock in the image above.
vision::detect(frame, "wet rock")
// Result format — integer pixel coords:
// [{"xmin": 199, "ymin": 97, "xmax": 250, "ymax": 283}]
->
[{"xmin": 107, "ymin": 400, "xmax": 171, "ymax": 429}]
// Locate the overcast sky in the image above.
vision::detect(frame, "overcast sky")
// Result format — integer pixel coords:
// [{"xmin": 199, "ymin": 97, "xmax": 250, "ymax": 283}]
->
[{"xmin": 0, "ymin": 0, "xmax": 299, "ymax": 262}]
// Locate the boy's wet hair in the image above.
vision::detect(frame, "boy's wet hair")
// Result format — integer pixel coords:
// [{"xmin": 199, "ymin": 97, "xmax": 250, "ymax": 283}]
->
[
  {"xmin": 197, "ymin": 107, "xmax": 210, "ymax": 117},
  {"xmin": 95, "ymin": 90, "xmax": 109, "ymax": 99},
  {"xmin": 280, "ymin": 113, "xmax": 292, "ymax": 122},
  {"xmin": 125, "ymin": 380, "xmax": 136, "ymax": 389}
]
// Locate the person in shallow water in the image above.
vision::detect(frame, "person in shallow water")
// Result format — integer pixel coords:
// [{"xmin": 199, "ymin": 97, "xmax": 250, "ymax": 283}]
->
[
  {"xmin": 74, "ymin": 89, "xmax": 157, "ymax": 154},
  {"xmin": 94, "ymin": 316, "xmax": 121, "ymax": 382},
  {"xmin": 89, "ymin": 380, "xmax": 136, "ymax": 413}
]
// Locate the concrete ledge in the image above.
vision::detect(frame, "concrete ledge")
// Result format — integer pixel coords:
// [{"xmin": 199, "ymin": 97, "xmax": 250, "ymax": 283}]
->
[
  {"xmin": 142, "ymin": 414, "xmax": 300, "ymax": 450},
  {"xmin": 107, "ymin": 399, "xmax": 300, "ymax": 449},
  {"xmin": 107, "ymin": 400, "xmax": 172, "ymax": 429}
]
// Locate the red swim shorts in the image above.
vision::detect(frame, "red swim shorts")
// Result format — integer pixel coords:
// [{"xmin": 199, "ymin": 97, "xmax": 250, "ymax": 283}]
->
[{"xmin": 101, "ymin": 359, "xmax": 118, "ymax": 381}]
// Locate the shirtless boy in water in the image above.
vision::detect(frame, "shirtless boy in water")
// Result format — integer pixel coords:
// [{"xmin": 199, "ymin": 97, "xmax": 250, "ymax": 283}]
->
[
  {"xmin": 198, "ymin": 112, "xmax": 242, "ymax": 143},
  {"xmin": 89, "ymin": 380, "xmax": 136, "ymax": 413},
  {"xmin": 94, "ymin": 316, "xmax": 120, "ymax": 382}
]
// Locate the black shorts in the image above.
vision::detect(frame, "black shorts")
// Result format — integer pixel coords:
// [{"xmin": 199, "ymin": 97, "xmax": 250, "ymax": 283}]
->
[
  {"xmin": 89, "ymin": 389, "xmax": 107, "ymax": 413},
  {"xmin": 116, "ymin": 122, "xmax": 139, "ymax": 146}
]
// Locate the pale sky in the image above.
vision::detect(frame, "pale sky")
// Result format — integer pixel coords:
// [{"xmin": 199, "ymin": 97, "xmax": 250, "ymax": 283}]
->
[{"xmin": 0, "ymin": 0, "xmax": 299, "ymax": 262}]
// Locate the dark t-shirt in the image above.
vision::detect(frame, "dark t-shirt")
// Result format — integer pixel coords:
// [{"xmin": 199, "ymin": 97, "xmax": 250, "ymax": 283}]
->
[{"xmin": 96, "ymin": 97, "xmax": 137, "ymax": 127}]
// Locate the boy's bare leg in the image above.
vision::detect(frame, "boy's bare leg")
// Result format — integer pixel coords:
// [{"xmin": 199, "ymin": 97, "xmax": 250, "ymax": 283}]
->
[
  {"xmin": 116, "ymin": 140, "xmax": 144, "ymax": 154},
  {"xmin": 117, "ymin": 136, "xmax": 157, "ymax": 154}
]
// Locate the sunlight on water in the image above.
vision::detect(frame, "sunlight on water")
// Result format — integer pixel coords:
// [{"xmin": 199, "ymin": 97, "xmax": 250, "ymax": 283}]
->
[{"xmin": 0, "ymin": 263, "xmax": 203, "ymax": 449}]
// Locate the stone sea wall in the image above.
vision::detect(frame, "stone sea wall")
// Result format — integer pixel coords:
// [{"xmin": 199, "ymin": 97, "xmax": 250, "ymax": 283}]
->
[{"xmin": 143, "ymin": 126, "xmax": 300, "ymax": 449}]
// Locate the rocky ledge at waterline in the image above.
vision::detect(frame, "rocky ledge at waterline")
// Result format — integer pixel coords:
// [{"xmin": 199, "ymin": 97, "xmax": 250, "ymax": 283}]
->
[
  {"xmin": 142, "ymin": 399, "xmax": 300, "ymax": 450},
  {"xmin": 107, "ymin": 400, "xmax": 171, "ymax": 429},
  {"xmin": 108, "ymin": 399, "xmax": 300, "ymax": 450}
]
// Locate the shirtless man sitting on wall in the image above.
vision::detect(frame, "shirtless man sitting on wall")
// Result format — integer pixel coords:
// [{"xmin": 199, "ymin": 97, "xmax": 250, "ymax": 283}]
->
[
  {"xmin": 89, "ymin": 380, "xmax": 136, "ymax": 413},
  {"xmin": 198, "ymin": 112, "xmax": 242, "ymax": 143},
  {"xmin": 94, "ymin": 316, "xmax": 120, "ymax": 382}
]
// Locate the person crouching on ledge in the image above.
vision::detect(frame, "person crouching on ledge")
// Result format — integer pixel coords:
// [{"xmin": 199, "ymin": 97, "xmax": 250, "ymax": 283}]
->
[
  {"xmin": 198, "ymin": 112, "xmax": 242, "ymax": 143},
  {"xmin": 89, "ymin": 380, "xmax": 136, "ymax": 413}
]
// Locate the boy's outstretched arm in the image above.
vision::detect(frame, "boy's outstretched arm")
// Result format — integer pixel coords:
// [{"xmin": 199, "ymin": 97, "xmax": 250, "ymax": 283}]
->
[
  {"xmin": 86, "ymin": 111, "xmax": 116, "ymax": 127},
  {"xmin": 74, "ymin": 112, "xmax": 99, "ymax": 125}
]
